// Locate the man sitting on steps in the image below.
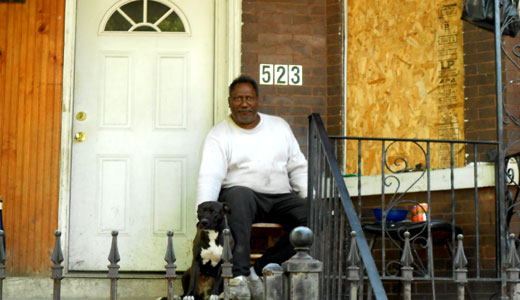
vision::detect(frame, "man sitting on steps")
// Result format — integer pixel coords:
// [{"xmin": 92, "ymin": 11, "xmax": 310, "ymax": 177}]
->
[{"xmin": 196, "ymin": 75, "xmax": 308, "ymax": 300}]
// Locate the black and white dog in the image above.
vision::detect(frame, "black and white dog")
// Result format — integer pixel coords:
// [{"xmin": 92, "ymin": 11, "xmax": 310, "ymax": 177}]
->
[{"xmin": 181, "ymin": 201, "xmax": 232, "ymax": 300}]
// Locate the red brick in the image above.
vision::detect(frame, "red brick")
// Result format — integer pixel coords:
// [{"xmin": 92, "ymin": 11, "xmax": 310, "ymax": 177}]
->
[
  {"xmin": 303, "ymin": 74, "xmax": 327, "ymax": 85},
  {"xmin": 464, "ymin": 64, "xmax": 478, "ymax": 75},
  {"xmin": 478, "ymin": 85, "xmax": 496, "ymax": 96},
  {"xmin": 293, "ymin": 96, "xmax": 325, "ymax": 106},
  {"xmin": 477, "ymin": 62, "xmax": 496, "ymax": 74},
  {"xmin": 241, "ymin": 2, "xmax": 256, "ymax": 13},
  {"xmin": 312, "ymin": 26, "xmax": 327, "ymax": 35},
  {"xmin": 309, "ymin": 5, "xmax": 326, "ymax": 15},
  {"xmin": 479, "ymin": 107, "xmax": 496, "ymax": 119},
  {"xmin": 293, "ymin": 34, "xmax": 326, "ymax": 48},
  {"xmin": 465, "ymin": 74, "xmax": 495, "ymax": 86},
  {"xmin": 277, "ymin": 23, "xmax": 314, "ymax": 35},
  {"xmin": 242, "ymin": 31, "xmax": 258, "ymax": 43},
  {"xmin": 263, "ymin": 96, "xmax": 291, "ymax": 105},
  {"xmin": 257, "ymin": 54, "xmax": 293, "ymax": 64},
  {"xmin": 327, "ymin": 86, "xmax": 342, "ymax": 96},
  {"xmin": 475, "ymin": 95, "xmax": 496, "ymax": 107},
  {"xmin": 464, "ymin": 52, "xmax": 496, "ymax": 65},
  {"xmin": 312, "ymin": 87, "xmax": 326, "ymax": 96},
  {"xmin": 258, "ymin": 13, "xmax": 292, "ymax": 25},
  {"xmin": 327, "ymin": 65, "xmax": 342, "ymax": 76}
]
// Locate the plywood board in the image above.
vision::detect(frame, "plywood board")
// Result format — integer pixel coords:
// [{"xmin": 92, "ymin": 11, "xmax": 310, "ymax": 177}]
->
[{"xmin": 346, "ymin": 0, "xmax": 465, "ymax": 175}]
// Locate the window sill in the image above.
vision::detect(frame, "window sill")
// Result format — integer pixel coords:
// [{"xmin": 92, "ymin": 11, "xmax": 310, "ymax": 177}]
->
[{"xmin": 343, "ymin": 162, "xmax": 510, "ymax": 197}]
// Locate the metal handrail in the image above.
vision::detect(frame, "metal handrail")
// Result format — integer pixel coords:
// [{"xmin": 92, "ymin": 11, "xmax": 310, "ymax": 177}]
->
[{"xmin": 308, "ymin": 113, "xmax": 388, "ymax": 300}]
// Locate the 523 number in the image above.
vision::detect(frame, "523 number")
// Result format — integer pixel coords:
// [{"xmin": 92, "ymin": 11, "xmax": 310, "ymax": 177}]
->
[{"xmin": 259, "ymin": 64, "xmax": 302, "ymax": 86}]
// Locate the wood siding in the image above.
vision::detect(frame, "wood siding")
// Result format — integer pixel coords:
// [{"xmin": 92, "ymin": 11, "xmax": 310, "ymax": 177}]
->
[{"xmin": 0, "ymin": 0, "xmax": 65, "ymax": 275}]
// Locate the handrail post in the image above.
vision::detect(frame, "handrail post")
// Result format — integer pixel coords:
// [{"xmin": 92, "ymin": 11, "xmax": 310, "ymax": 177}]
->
[
  {"xmin": 506, "ymin": 234, "xmax": 520, "ymax": 299},
  {"xmin": 347, "ymin": 231, "xmax": 361, "ymax": 300},
  {"xmin": 164, "ymin": 230, "xmax": 177, "ymax": 300},
  {"xmin": 282, "ymin": 226, "xmax": 322, "ymax": 300},
  {"xmin": 51, "ymin": 230, "xmax": 64, "ymax": 300},
  {"xmin": 263, "ymin": 263, "xmax": 284, "ymax": 300},
  {"xmin": 107, "ymin": 231, "xmax": 120, "ymax": 300},
  {"xmin": 492, "ymin": 0, "xmax": 507, "ymax": 296},
  {"xmin": 454, "ymin": 234, "xmax": 468, "ymax": 300},
  {"xmin": 221, "ymin": 228, "xmax": 233, "ymax": 300},
  {"xmin": 400, "ymin": 231, "xmax": 414, "ymax": 300}
]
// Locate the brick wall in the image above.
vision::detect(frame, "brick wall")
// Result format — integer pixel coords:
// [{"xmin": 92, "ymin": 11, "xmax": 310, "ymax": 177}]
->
[
  {"xmin": 241, "ymin": 0, "xmax": 330, "ymax": 151},
  {"xmin": 463, "ymin": 21, "xmax": 520, "ymax": 156},
  {"xmin": 463, "ymin": 22, "xmax": 498, "ymax": 145},
  {"xmin": 503, "ymin": 36, "xmax": 520, "ymax": 155}
]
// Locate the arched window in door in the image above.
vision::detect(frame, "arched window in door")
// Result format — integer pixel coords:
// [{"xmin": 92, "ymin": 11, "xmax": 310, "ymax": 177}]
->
[{"xmin": 101, "ymin": 0, "xmax": 189, "ymax": 33}]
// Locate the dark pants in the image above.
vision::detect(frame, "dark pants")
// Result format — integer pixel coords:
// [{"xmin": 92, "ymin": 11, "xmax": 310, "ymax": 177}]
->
[{"xmin": 218, "ymin": 186, "xmax": 308, "ymax": 277}]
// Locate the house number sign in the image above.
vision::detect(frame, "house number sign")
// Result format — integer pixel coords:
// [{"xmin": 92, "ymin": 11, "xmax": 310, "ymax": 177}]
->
[{"xmin": 259, "ymin": 64, "xmax": 303, "ymax": 86}]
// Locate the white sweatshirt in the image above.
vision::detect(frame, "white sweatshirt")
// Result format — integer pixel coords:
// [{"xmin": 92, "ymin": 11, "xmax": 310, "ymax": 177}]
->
[{"xmin": 196, "ymin": 113, "xmax": 308, "ymax": 207}]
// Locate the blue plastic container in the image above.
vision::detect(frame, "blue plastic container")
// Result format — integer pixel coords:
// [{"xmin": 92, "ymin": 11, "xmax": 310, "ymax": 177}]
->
[{"xmin": 372, "ymin": 208, "xmax": 408, "ymax": 222}]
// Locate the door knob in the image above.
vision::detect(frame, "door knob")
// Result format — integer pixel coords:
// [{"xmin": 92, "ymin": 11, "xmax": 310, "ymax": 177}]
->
[{"xmin": 74, "ymin": 132, "xmax": 87, "ymax": 142}]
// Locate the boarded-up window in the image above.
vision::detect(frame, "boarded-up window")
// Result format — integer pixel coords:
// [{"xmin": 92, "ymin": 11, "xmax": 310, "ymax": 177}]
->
[{"xmin": 346, "ymin": 0, "xmax": 465, "ymax": 175}]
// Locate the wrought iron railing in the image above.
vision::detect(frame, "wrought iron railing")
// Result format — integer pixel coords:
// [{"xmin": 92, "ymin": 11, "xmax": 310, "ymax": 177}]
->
[
  {"xmin": 329, "ymin": 133, "xmax": 501, "ymax": 299},
  {"xmin": 308, "ymin": 113, "xmax": 387, "ymax": 300},
  {"xmin": 307, "ymin": 112, "xmax": 520, "ymax": 298}
]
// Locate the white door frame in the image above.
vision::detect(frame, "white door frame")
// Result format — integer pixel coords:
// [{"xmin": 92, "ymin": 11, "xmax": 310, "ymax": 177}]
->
[{"xmin": 58, "ymin": 0, "xmax": 241, "ymax": 273}]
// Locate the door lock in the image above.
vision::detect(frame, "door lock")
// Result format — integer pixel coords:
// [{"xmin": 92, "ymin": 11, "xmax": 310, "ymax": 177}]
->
[{"xmin": 74, "ymin": 132, "xmax": 87, "ymax": 142}]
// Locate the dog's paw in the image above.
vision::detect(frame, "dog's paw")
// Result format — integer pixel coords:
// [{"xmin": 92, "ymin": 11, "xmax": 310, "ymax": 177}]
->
[
  {"xmin": 209, "ymin": 295, "xmax": 219, "ymax": 300},
  {"xmin": 182, "ymin": 296, "xmax": 195, "ymax": 300}
]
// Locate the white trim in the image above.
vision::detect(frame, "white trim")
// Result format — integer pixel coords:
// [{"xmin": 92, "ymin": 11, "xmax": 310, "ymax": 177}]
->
[
  {"xmin": 343, "ymin": 162, "xmax": 513, "ymax": 197},
  {"xmin": 58, "ymin": 0, "xmax": 77, "ymax": 274},
  {"xmin": 58, "ymin": 0, "xmax": 241, "ymax": 274},
  {"xmin": 213, "ymin": 0, "xmax": 242, "ymax": 124},
  {"xmin": 341, "ymin": 0, "xmax": 348, "ymax": 170}
]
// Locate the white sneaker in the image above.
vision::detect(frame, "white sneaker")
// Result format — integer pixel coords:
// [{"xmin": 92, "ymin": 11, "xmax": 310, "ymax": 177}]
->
[
  {"xmin": 247, "ymin": 267, "xmax": 264, "ymax": 300},
  {"xmin": 229, "ymin": 275, "xmax": 251, "ymax": 300}
]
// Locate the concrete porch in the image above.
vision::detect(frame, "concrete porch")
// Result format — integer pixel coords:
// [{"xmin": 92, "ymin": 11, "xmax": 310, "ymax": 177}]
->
[{"xmin": 3, "ymin": 275, "xmax": 183, "ymax": 300}]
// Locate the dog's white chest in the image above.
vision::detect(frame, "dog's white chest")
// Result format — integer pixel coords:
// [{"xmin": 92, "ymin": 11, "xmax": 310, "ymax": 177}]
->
[{"xmin": 200, "ymin": 230, "xmax": 223, "ymax": 267}]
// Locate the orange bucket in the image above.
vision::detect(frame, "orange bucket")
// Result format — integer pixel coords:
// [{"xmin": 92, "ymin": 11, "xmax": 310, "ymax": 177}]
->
[{"xmin": 411, "ymin": 203, "xmax": 428, "ymax": 222}]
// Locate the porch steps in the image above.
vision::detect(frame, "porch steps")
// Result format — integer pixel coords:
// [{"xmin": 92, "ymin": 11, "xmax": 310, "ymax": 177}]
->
[{"xmin": 3, "ymin": 276, "xmax": 183, "ymax": 299}]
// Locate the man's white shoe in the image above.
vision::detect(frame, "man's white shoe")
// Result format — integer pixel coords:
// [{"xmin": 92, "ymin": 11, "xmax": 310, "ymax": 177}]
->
[
  {"xmin": 247, "ymin": 267, "xmax": 264, "ymax": 300},
  {"xmin": 228, "ymin": 275, "xmax": 251, "ymax": 300}
]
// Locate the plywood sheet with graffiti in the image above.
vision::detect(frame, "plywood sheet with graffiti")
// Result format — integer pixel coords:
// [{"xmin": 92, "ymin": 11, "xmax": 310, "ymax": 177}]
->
[{"xmin": 346, "ymin": 0, "xmax": 465, "ymax": 175}]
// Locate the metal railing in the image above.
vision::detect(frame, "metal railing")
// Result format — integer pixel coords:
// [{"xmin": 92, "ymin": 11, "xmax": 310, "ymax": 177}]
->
[
  {"xmin": 308, "ymin": 113, "xmax": 387, "ymax": 300},
  {"xmin": 307, "ymin": 113, "xmax": 520, "ymax": 299},
  {"xmin": 330, "ymin": 134, "xmax": 502, "ymax": 299},
  {"xmin": 33, "ymin": 230, "xmax": 178, "ymax": 300}
]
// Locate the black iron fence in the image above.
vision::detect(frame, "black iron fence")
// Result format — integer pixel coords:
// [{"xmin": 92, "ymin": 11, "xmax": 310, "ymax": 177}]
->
[
  {"xmin": 308, "ymin": 113, "xmax": 387, "ymax": 300},
  {"xmin": 307, "ymin": 113, "xmax": 520, "ymax": 299},
  {"xmin": 0, "ymin": 230, "xmax": 180, "ymax": 300}
]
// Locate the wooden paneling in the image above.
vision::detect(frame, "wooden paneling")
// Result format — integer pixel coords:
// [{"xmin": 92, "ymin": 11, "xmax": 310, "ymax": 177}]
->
[
  {"xmin": 346, "ymin": 0, "xmax": 465, "ymax": 175},
  {"xmin": 0, "ymin": 0, "xmax": 65, "ymax": 275}
]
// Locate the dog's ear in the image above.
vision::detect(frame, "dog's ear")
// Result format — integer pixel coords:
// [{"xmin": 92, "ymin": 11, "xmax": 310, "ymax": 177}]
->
[{"xmin": 223, "ymin": 203, "xmax": 231, "ymax": 214}]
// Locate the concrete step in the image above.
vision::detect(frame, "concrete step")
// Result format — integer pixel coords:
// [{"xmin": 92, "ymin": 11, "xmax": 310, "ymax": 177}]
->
[{"xmin": 3, "ymin": 275, "xmax": 183, "ymax": 300}]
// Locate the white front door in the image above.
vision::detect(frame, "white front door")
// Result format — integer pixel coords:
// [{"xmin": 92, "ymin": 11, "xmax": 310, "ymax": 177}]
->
[{"xmin": 69, "ymin": 0, "xmax": 214, "ymax": 271}]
